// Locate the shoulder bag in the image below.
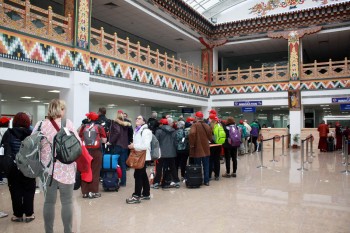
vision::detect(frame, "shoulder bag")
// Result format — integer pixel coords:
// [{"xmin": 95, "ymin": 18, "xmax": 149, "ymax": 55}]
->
[{"xmin": 126, "ymin": 149, "xmax": 146, "ymax": 169}]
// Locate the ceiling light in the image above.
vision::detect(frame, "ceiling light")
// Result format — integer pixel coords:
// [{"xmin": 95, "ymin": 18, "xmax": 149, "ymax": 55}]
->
[
  {"xmin": 178, "ymin": 106, "xmax": 187, "ymax": 108},
  {"xmin": 31, "ymin": 100, "xmax": 41, "ymax": 103},
  {"xmin": 140, "ymin": 104, "xmax": 145, "ymax": 106},
  {"xmin": 48, "ymin": 90, "xmax": 60, "ymax": 93},
  {"xmin": 108, "ymin": 104, "xmax": 117, "ymax": 107},
  {"xmin": 320, "ymin": 105, "xmax": 329, "ymax": 107},
  {"xmin": 43, "ymin": 103, "xmax": 49, "ymax": 105},
  {"xmin": 323, "ymin": 108, "xmax": 330, "ymax": 110},
  {"xmin": 21, "ymin": 96, "xmax": 34, "ymax": 99},
  {"xmin": 273, "ymin": 108, "xmax": 280, "ymax": 110},
  {"xmin": 134, "ymin": 100, "xmax": 139, "ymax": 102},
  {"xmin": 1, "ymin": 99, "xmax": 7, "ymax": 102}
]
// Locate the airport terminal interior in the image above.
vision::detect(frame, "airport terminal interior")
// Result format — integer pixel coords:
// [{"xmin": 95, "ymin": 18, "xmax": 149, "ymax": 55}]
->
[{"xmin": 0, "ymin": 0, "xmax": 350, "ymax": 232}]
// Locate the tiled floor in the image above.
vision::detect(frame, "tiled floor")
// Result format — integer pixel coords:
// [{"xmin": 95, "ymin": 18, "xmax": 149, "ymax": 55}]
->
[{"xmin": 0, "ymin": 148, "xmax": 350, "ymax": 233}]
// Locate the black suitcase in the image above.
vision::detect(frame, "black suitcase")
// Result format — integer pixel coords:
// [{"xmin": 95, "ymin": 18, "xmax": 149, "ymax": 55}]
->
[{"xmin": 185, "ymin": 164, "xmax": 203, "ymax": 188}]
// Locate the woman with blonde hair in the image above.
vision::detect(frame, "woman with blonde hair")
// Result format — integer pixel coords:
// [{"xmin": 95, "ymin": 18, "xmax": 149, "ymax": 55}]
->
[
  {"xmin": 109, "ymin": 110, "xmax": 132, "ymax": 187},
  {"xmin": 33, "ymin": 99, "xmax": 80, "ymax": 233}
]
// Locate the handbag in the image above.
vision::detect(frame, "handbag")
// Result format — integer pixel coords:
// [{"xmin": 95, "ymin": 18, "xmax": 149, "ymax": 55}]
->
[{"xmin": 126, "ymin": 150, "xmax": 146, "ymax": 169}]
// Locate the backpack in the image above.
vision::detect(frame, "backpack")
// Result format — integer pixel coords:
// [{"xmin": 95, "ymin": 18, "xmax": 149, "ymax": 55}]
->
[
  {"xmin": 51, "ymin": 119, "xmax": 82, "ymax": 164},
  {"xmin": 238, "ymin": 125, "xmax": 248, "ymax": 138},
  {"xmin": 213, "ymin": 123, "xmax": 226, "ymax": 144},
  {"xmin": 251, "ymin": 126, "xmax": 259, "ymax": 137},
  {"xmin": 82, "ymin": 124, "xmax": 102, "ymax": 149},
  {"xmin": 150, "ymin": 134, "xmax": 160, "ymax": 160},
  {"xmin": 16, "ymin": 121, "xmax": 50, "ymax": 178},
  {"xmin": 176, "ymin": 129, "xmax": 189, "ymax": 152},
  {"xmin": 141, "ymin": 129, "xmax": 160, "ymax": 161},
  {"xmin": 228, "ymin": 125, "xmax": 241, "ymax": 147}
]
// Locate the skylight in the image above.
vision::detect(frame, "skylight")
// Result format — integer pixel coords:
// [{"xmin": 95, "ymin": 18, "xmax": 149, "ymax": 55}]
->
[{"xmin": 183, "ymin": 0, "xmax": 221, "ymax": 14}]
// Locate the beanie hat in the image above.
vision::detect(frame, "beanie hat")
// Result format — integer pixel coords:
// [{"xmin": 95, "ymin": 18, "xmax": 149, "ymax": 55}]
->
[
  {"xmin": 13, "ymin": 112, "xmax": 30, "ymax": 129},
  {"xmin": 239, "ymin": 120, "xmax": 244, "ymax": 124}
]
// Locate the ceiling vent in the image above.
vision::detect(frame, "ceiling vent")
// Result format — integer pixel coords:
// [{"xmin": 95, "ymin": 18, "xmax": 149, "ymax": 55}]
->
[{"xmin": 104, "ymin": 2, "xmax": 119, "ymax": 9}]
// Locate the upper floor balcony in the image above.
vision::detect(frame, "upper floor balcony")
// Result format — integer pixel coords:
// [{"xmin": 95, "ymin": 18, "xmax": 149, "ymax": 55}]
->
[{"xmin": 0, "ymin": 0, "xmax": 349, "ymax": 93}]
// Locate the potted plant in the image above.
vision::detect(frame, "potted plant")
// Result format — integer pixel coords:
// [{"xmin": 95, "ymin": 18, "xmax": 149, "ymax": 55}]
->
[{"xmin": 292, "ymin": 134, "xmax": 300, "ymax": 148}]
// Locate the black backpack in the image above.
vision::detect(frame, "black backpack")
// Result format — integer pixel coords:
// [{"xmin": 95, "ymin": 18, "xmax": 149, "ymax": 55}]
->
[{"xmin": 50, "ymin": 119, "xmax": 81, "ymax": 164}]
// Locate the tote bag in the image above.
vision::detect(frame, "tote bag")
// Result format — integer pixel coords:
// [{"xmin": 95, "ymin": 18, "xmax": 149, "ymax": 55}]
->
[{"xmin": 126, "ymin": 150, "xmax": 146, "ymax": 169}]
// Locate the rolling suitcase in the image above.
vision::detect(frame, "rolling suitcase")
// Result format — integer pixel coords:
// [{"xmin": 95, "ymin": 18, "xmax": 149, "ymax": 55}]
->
[
  {"xmin": 185, "ymin": 164, "xmax": 203, "ymax": 188},
  {"xmin": 102, "ymin": 171, "xmax": 119, "ymax": 191},
  {"xmin": 102, "ymin": 153, "xmax": 120, "ymax": 191},
  {"xmin": 327, "ymin": 137, "xmax": 334, "ymax": 152}
]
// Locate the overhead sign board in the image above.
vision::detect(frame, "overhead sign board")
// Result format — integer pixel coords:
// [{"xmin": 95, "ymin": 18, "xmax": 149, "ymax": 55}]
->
[
  {"xmin": 182, "ymin": 108, "xmax": 194, "ymax": 113},
  {"xmin": 241, "ymin": 107, "xmax": 256, "ymax": 113},
  {"xmin": 340, "ymin": 104, "xmax": 350, "ymax": 111},
  {"xmin": 332, "ymin": 97, "xmax": 350, "ymax": 103},
  {"xmin": 234, "ymin": 101, "xmax": 262, "ymax": 106}
]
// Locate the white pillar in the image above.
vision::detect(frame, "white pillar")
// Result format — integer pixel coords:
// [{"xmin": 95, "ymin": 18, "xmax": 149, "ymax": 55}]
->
[
  {"xmin": 35, "ymin": 105, "xmax": 46, "ymax": 123},
  {"xmin": 60, "ymin": 71, "xmax": 90, "ymax": 129},
  {"xmin": 289, "ymin": 110, "xmax": 303, "ymax": 146}
]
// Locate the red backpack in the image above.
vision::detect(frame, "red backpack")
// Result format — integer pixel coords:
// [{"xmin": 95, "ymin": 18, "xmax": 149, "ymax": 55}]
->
[{"xmin": 82, "ymin": 124, "xmax": 102, "ymax": 149}]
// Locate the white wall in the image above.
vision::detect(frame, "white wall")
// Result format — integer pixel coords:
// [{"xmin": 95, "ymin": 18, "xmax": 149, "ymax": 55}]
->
[{"xmin": 177, "ymin": 50, "xmax": 202, "ymax": 68}]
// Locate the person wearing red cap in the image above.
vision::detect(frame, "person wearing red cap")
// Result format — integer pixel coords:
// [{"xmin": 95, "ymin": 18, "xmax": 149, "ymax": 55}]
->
[
  {"xmin": 109, "ymin": 110, "xmax": 132, "ymax": 187},
  {"xmin": 153, "ymin": 117, "xmax": 180, "ymax": 188},
  {"xmin": 189, "ymin": 111, "xmax": 212, "ymax": 186},
  {"xmin": 209, "ymin": 109, "xmax": 217, "ymax": 115},
  {"xmin": 79, "ymin": 111, "xmax": 107, "ymax": 198},
  {"xmin": 209, "ymin": 114, "xmax": 225, "ymax": 181},
  {"xmin": 1, "ymin": 112, "xmax": 34, "ymax": 222}
]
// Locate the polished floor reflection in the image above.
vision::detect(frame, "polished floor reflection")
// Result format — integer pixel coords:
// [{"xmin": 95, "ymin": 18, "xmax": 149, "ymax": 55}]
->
[{"xmin": 1, "ymin": 148, "xmax": 350, "ymax": 233}]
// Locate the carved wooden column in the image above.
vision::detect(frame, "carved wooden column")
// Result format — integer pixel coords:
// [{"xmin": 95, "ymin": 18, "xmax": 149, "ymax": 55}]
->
[
  {"xmin": 268, "ymin": 26, "xmax": 321, "ymax": 146},
  {"xmin": 199, "ymin": 37, "xmax": 227, "ymax": 85},
  {"xmin": 74, "ymin": 0, "xmax": 92, "ymax": 50}
]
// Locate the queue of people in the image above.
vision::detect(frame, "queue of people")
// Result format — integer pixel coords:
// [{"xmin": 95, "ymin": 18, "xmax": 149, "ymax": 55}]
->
[{"xmin": 3, "ymin": 103, "xmax": 348, "ymax": 232}]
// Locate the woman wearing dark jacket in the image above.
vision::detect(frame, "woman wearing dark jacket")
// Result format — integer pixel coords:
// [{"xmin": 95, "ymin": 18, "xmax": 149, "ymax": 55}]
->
[
  {"xmin": 0, "ymin": 112, "xmax": 35, "ymax": 222},
  {"xmin": 109, "ymin": 110, "xmax": 132, "ymax": 187},
  {"xmin": 222, "ymin": 117, "xmax": 238, "ymax": 178}
]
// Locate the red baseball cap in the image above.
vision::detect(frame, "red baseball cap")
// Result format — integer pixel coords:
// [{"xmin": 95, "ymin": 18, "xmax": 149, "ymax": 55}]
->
[
  {"xmin": 85, "ymin": 112, "xmax": 99, "ymax": 121},
  {"xmin": 186, "ymin": 117, "xmax": 194, "ymax": 122},
  {"xmin": 239, "ymin": 120, "xmax": 243, "ymax": 124},
  {"xmin": 208, "ymin": 109, "xmax": 217, "ymax": 115},
  {"xmin": 195, "ymin": 111, "xmax": 203, "ymax": 118},
  {"xmin": 117, "ymin": 110, "xmax": 123, "ymax": 114},
  {"xmin": 209, "ymin": 113, "xmax": 217, "ymax": 120},
  {"xmin": 0, "ymin": 117, "xmax": 10, "ymax": 124},
  {"xmin": 159, "ymin": 118, "xmax": 168, "ymax": 125}
]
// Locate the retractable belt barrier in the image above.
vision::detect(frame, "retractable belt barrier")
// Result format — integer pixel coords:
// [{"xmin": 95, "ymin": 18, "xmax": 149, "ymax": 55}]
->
[
  {"xmin": 297, "ymin": 134, "xmax": 313, "ymax": 172},
  {"xmin": 341, "ymin": 139, "xmax": 350, "ymax": 175}
]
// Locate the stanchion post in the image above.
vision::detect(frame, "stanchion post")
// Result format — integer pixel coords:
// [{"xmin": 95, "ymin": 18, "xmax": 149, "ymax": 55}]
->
[
  {"xmin": 342, "ymin": 135, "xmax": 345, "ymax": 156},
  {"xmin": 341, "ymin": 139, "xmax": 350, "ymax": 174},
  {"xmin": 250, "ymin": 135, "xmax": 253, "ymax": 155},
  {"xmin": 297, "ymin": 139, "xmax": 308, "ymax": 171},
  {"xmin": 305, "ymin": 137, "xmax": 312, "ymax": 164},
  {"xmin": 310, "ymin": 134, "xmax": 315, "ymax": 156},
  {"xmin": 281, "ymin": 135, "xmax": 286, "ymax": 156},
  {"xmin": 257, "ymin": 140, "xmax": 267, "ymax": 168},
  {"xmin": 270, "ymin": 137, "xmax": 278, "ymax": 162}
]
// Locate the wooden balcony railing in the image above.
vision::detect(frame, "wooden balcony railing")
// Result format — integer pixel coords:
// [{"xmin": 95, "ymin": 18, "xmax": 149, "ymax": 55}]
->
[
  {"xmin": 211, "ymin": 64, "xmax": 289, "ymax": 86},
  {"xmin": 90, "ymin": 27, "xmax": 207, "ymax": 84},
  {"xmin": 0, "ymin": 0, "xmax": 72, "ymax": 44},
  {"xmin": 301, "ymin": 58, "xmax": 350, "ymax": 80}
]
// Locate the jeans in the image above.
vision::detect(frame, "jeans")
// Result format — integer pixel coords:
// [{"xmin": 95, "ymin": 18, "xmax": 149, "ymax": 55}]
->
[
  {"xmin": 44, "ymin": 177, "xmax": 74, "ymax": 233},
  {"xmin": 193, "ymin": 156, "xmax": 210, "ymax": 184},
  {"xmin": 113, "ymin": 145, "xmax": 128, "ymax": 186}
]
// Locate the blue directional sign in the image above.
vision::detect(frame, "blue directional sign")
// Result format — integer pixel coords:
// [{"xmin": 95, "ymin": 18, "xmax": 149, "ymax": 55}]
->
[
  {"xmin": 242, "ymin": 107, "xmax": 256, "ymax": 113},
  {"xmin": 182, "ymin": 108, "xmax": 194, "ymax": 113},
  {"xmin": 234, "ymin": 101, "xmax": 262, "ymax": 106},
  {"xmin": 340, "ymin": 104, "xmax": 350, "ymax": 111},
  {"xmin": 332, "ymin": 97, "xmax": 350, "ymax": 103}
]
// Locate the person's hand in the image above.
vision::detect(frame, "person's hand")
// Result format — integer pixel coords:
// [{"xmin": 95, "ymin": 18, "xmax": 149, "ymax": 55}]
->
[{"xmin": 128, "ymin": 143, "xmax": 134, "ymax": 149}]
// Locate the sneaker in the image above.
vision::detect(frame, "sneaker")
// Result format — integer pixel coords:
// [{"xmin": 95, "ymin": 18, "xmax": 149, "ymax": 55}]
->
[
  {"xmin": 140, "ymin": 195, "xmax": 151, "ymax": 200},
  {"xmin": 214, "ymin": 177, "xmax": 220, "ymax": 181},
  {"xmin": 151, "ymin": 183, "xmax": 159, "ymax": 189},
  {"xmin": 82, "ymin": 194, "xmax": 88, "ymax": 198},
  {"xmin": 232, "ymin": 173, "xmax": 237, "ymax": 177},
  {"xmin": 88, "ymin": 192, "xmax": 101, "ymax": 199},
  {"xmin": 0, "ymin": 211, "xmax": 8, "ymax": 218},
  {"xmin": 169, "ymin": 182, "xmax": 176, "ymax": 188},
  {"xmin": 222, "ymin": 173, "xmax": 231, "ymax": 178},
  {"xmin": 204, "ymin": 182, "xmax": 209, "ymax": 186},
  {"xmin": 126, "ymin": 195, "xmax": 141, "ymax": 204}
]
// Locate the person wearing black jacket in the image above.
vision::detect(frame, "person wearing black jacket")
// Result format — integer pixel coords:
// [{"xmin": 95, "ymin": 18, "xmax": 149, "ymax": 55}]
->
[
  {"xmin": 222, "ymin": 117, "xmax": 239, "ymax": 178},
  {"xmin": 147, "ymin": 111, "xmax": 159, "ymax": 134},
  {"xmin": 1, "ymin": 112, "xmax": 35, "ymax": 222}
]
